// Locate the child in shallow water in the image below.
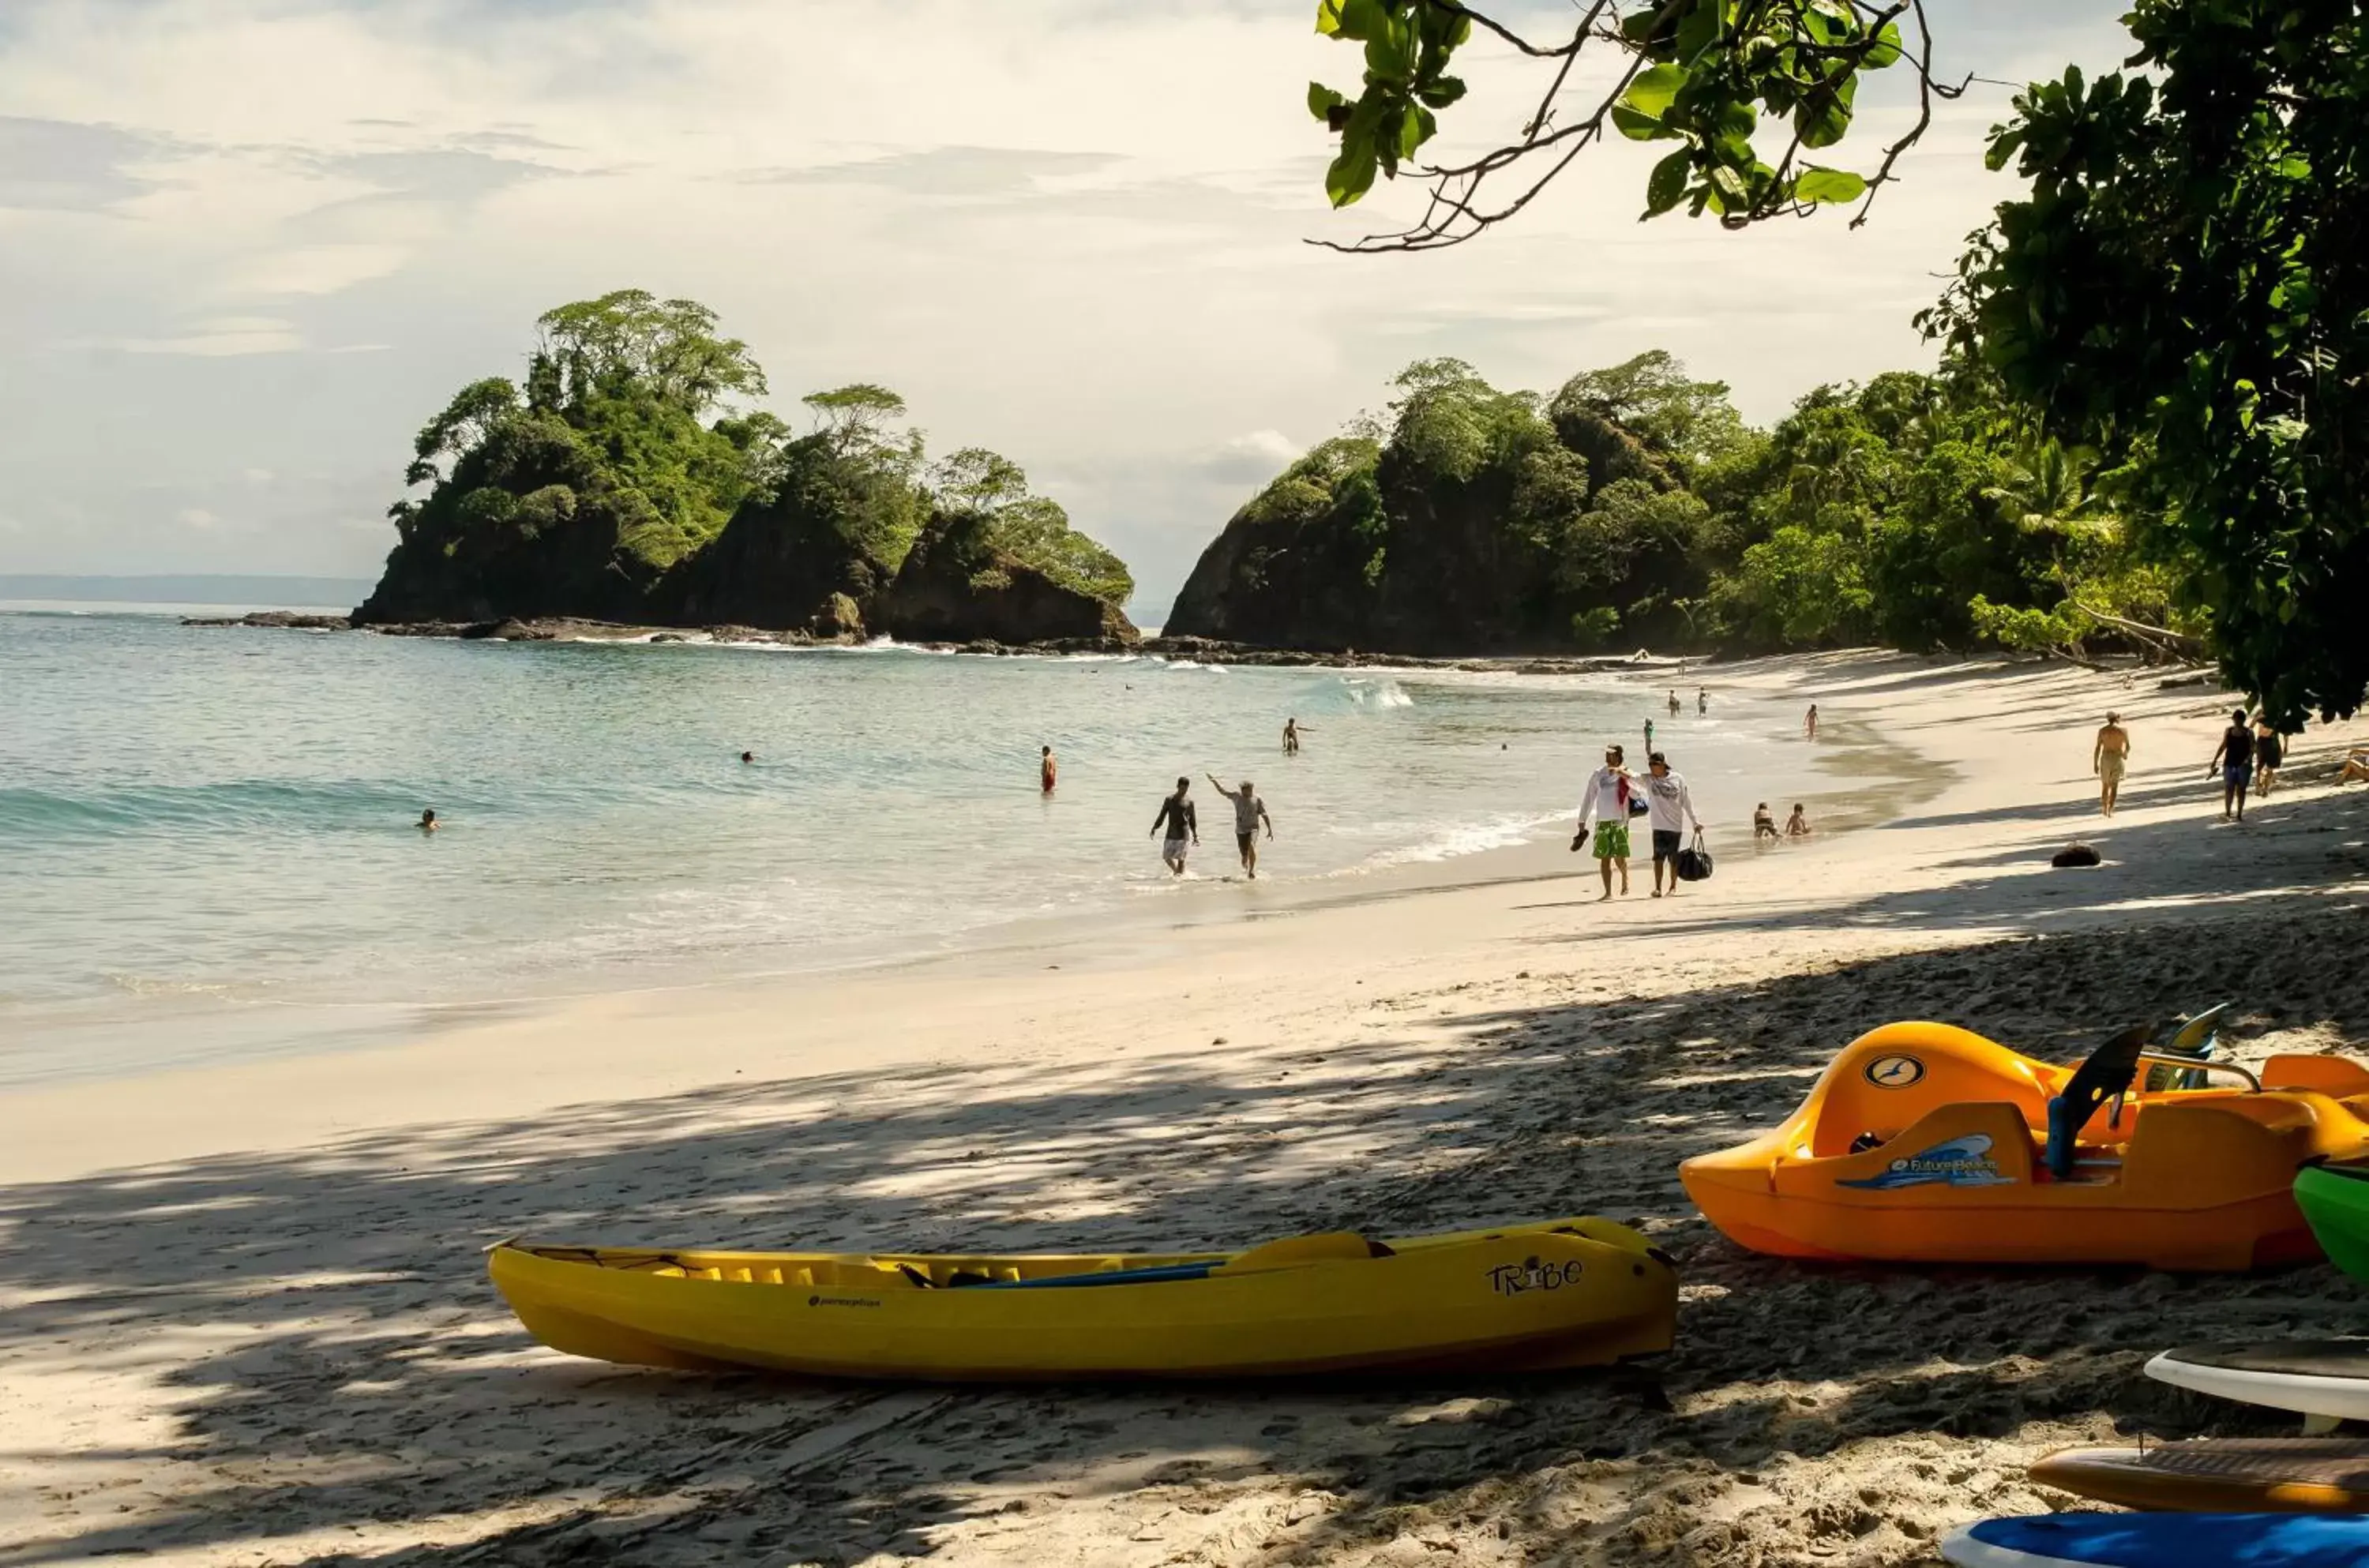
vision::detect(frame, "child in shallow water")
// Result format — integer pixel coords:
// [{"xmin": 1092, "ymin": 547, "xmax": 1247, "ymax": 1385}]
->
[
  {"xmin": 1785, "ymin": 803, "xmax": 1811, "ymax": 837},
  {"xmin": 1753, "ymin": 802, "xmax": 1778, "ymax": 841}
]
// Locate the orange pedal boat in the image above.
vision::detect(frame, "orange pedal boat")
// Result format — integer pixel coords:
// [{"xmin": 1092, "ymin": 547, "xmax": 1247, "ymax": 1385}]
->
[{"xmin": 1680, "ymin": 1018, "xmax": 2369, "ymax": 1270}]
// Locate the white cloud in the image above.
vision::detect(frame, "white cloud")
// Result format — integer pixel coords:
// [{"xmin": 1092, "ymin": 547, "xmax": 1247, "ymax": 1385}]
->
[
  {"xmin": 0, "ymin": 0, "xmax": 2138, "ymax": 613},
  {"xmin": 113, "ymin": 317, "xmax": 304, "ymax": 355},
  {"xmin": 176, "ymin": 507, "xmax": 218, "ymax": 528}
]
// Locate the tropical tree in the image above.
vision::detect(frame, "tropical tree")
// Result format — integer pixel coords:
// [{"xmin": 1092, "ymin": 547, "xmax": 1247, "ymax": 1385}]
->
[
  {"xmin": 1302, "ymin": 0, "xmax": 1959, "ymax": 249},
  {"xmin": 1928, "ymin": 4, "xmax": 2369, "ymax": 720}
]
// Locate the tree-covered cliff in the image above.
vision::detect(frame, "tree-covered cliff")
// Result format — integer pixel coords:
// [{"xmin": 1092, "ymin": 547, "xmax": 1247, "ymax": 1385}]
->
[
  {"xmin": 359, "ymin": 291, "xmax": 1136, "ymax": 642},
  {"xmin": 1169, "ymin": 350, "xmax": 2181, "ymax": 661}
]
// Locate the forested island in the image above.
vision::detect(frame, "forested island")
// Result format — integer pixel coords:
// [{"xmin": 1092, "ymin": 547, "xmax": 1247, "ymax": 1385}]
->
[
  {"xmin": 357, "ymin": 290, "xmax": 1136, "ymax": 646},
  {"xmin": 1169, "ymin": 350, "xmax": 2176, "ymax": 664}
]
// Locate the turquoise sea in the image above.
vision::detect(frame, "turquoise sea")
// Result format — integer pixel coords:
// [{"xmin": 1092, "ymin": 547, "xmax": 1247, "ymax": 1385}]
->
[{"xmin": 0, "ymin": 607, "xmax": 1822, "ymax": 1084}]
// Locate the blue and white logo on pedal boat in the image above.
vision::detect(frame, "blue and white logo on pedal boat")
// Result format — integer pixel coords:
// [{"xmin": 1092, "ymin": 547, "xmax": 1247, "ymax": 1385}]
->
[{"xmin": 1838, "ymin": 1133, "xmax": 2014, "ymax": 1190}]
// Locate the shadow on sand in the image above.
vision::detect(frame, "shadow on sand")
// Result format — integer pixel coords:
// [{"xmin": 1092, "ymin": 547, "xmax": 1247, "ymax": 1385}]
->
[{"xmin": 5, "ymin": 794, "xmax": 2369, "ymax": 1567}]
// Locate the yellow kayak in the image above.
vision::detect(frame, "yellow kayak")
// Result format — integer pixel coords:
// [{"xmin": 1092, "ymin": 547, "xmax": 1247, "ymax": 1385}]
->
[{"xmin": 487, "ymin": 1217, "xmax": 1676, "ymax": 1381}]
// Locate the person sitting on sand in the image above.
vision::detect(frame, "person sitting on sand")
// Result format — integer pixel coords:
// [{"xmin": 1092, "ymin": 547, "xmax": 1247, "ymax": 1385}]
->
[
  {"xmin": 1149, "ymin": 776, "xmax": 1198, "ymax": 875},
  {"xmin": 1753, "ymin": 802, "xmax": 1777, "ymax": 841},
  {"xmin": 1207, "ymin": 774, "xmax": 1273, "ymax": 878},
  {"xmin": 2337, "ymin": 748, "xmax": 2369, "ymax": 785},
  {"xmin": 1785, "ymin": 803, "xmax": 1811, "ymax": 837},
  {"xmin": 1575, "ymin": 744, "xmax": 1634, "ymax": 901},
  {"xmin": 418, "ymin": 808, "xmax": 438, "ymax": 833},
  {"xmin": 2208, "ymin": 707, "xmax": 2254, "ymax": 821},
  {"xmin": 2093, "ymin": 713, "xmax": 2130, "ymax": 817},
  {"xmin": 2254, "ymin": 716, "xmax": 2285, "ymax": 796}
]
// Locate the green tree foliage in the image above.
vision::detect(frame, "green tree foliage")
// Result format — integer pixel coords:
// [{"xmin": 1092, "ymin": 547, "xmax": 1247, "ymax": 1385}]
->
[
  {"xmin": 1928, "ymin": 5, "xmax": 2369, "ymax": 722},
  {"xmin": 1306, "ymin": 0, "xmax": 1946, "ymax": 249},
  {"xmin": 532, "ymin": 290, "xmax": 765, "ymax": 415},
  {"xmin": 365, "ymin": 293, "xmax": 1136, "ymax": 627},
  {"xmin": 1168, "ymin": 353, "xmax": 1735, "ymax": 651},
  {"xmin": 927, "ymin": 448, "xmax": 1133, "ymax": 606},
  {"xmin": 1171, "ymin": 349, "xmax": 2176, "ymax": 661}
]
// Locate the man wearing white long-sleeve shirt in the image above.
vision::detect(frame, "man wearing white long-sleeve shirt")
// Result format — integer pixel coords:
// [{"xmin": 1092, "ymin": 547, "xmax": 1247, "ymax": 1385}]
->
[
  {"xmin": 1643, "ymin": 751, "xmax": 1703, "ymax": 898},
  {"xmin": 1575, "ymin": 743, "xmax": 1635, "ymax": 901}
]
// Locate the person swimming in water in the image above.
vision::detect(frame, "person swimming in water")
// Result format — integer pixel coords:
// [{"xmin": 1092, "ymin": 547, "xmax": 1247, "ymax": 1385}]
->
[
  {"xmin": 419, "ymin": 808, "xmax": 438, "ymax": 833},
  {"xmin": 741, "ymin": 750, "xmax": 754, "ymax": 763}
]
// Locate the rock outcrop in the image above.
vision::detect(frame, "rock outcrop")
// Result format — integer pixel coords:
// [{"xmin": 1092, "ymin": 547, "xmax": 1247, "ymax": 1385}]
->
[{"xmin": 877, "ymin": 511, "xmax": 1138, "ymax": 646}]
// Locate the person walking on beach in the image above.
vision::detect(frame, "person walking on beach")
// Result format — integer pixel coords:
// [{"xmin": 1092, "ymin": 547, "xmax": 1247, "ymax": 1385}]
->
[
  {"xmin": 1150, "ymin": 777, "xmax": 1198, "ymax": 875},
  {"xmin": 1207, "ymin": 774, "xmax": 1273, "ymax": 878},
  {"xmin": 1785, "ymin": 803, "xmax": 1811, "ymax": 837},
  {"xmin": 1697, "ymin": 688, "xmax": 1707, "ymax": 716},
  {"xmin": 2208, "ymin": 708, "xmax": 2255, "ymax": 821},
  {"xmin": 1575, "ymin": 744, "xmax": 1634, "ymax": 901},
  {"xmin": 2093, "ymin": 713, "xmax": 2130, "ymax": 816},
  {"xmin": 1040, "ymin": 745, "xmax": 1057, "ymax": 793},
  {"xmin": 1753, "ymin": 802, "xmax": 1778, "ymax": 841},
  {"xmin": 1643, "ymin": 715, "xmax": 1656, "ymax": 752},
  {"xmin": 2254, "ymin": 715, "xmax": 2285, "ymax": 796},
  {"xmin": 1804, "ymin": 703, "xmax": 1819, "ymax": 741},
  {"xmin": 1643, "ymin": 752, "xmax": 1703, "ymax": 898}
]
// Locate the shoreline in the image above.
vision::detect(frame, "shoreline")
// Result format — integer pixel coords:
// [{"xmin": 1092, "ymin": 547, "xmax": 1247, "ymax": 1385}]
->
[
  {"xmin": 0, "ymin": 657, "xmax": 1912, "ymax": 1096},
  {"xmin": 7, "ymin": 651, "xmax": 2369, "ymax": 1567},
  {"xmin": 178, "ymin": 606, "xmax": 1710, "ymax": 673}
]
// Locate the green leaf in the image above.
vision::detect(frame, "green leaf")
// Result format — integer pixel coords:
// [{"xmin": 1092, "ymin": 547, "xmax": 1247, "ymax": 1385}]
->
[
  {"xmin": 1645, "ymin": 148, "xmax": 1692, "ymax": 217},
  {"xmin": 1307, "ymin": 81, "xmax": 1346, "ymax": 122},
  {"xmin": 1794, "ymin": 90, "xmax": 1852, "ymax": 149},
  {"xmin": 1675, "ymin": 0, "xmax": 1724, "ymax": 62},
  {"xmin": 1864, "ymin": 20, "xmax": 1904, "ymax": 69},
  {"xmin": 1417, "ymin": 74, "xmax": 1466, "ymax": 109},
  {"xmin": 1315, "ymin": 0, "xmax": 1342, "ymax": 36},
  {"xmin": 1706, "ymin": 163, "xmax": 1750, "ymax": 213},
  {"xmin": 1793, "ymin": 166, "xmax": 1866, "ymax": 205},
  {"xmin": 1365, "ymin": 17, "xmax": 1414, "ymax": 80},
  {"xmin": 1326, "ymin": 138, "xmax": 1380, "ymax": 207},
  {"xmin": 1612, "ymin": 103, "xmax": 1680, "ymax": 141},
  {"xmin": 1624, "ymin": 63, "xmax": 1690, "ymax": 120},
  {"xmin": 1984, "ymin": 126, "xmax": 2027, "ymax": 171},
  {"xmin": 1333, "ymin": 0, "xmax": 1386, "ymax": 42},
  {"xmin": 1404, "ymin": 103, "xmax": 1436, "ymax": 158}
]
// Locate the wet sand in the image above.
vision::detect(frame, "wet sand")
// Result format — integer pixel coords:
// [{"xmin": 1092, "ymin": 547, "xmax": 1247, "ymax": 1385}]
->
[{"xmin": 4, "ymin": 651, "xmax": 2367, "ymax": 1567}]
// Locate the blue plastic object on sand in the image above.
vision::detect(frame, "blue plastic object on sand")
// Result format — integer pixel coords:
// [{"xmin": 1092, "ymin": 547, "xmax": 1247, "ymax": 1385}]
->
[{"xmin": 1944, "ymin": 1513, "xmax": 2369, "ymax": 1567}]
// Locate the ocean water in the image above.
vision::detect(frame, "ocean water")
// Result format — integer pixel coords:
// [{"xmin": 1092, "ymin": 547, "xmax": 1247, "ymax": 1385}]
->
[{"xmin": 0, "ymin": 609, "xmax": 1818, "ymax": 1083}]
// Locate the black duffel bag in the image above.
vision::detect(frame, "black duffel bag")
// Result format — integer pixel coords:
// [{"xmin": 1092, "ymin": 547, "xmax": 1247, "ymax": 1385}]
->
[{"xmin": 1674, "ymin": 831, "xmax": 1714, "ymax": 882}]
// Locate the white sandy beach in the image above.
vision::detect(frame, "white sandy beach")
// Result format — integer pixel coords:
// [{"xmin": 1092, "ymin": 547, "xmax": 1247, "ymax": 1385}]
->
[{"xmin": 5, "ymin": 651, "xmax": 2368, "ymax": 1568}]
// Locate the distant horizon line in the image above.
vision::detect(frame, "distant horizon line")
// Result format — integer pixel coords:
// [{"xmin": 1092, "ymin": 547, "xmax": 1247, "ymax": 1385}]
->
[{"xmin": 0, "ymin": 572, "xmax": 374, "ymax": 606}]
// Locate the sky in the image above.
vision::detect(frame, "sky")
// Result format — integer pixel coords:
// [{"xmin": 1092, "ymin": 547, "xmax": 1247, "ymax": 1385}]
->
[{"xmin": 0, "ymin": 0, "xmax": 2135, "ymax": 619}]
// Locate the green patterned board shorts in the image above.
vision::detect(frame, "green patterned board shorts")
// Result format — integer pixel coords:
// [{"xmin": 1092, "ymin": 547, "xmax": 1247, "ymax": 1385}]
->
[{"xmin": 1593, "ymin": 820, "xmax": 1631, "ymax": 859}]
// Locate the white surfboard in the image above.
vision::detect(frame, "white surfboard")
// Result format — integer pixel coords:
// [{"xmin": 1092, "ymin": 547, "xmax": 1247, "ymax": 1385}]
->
[{"xmin": 2146, "ymin": 1341, "xmax": 2369, "ymax": 1423}]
